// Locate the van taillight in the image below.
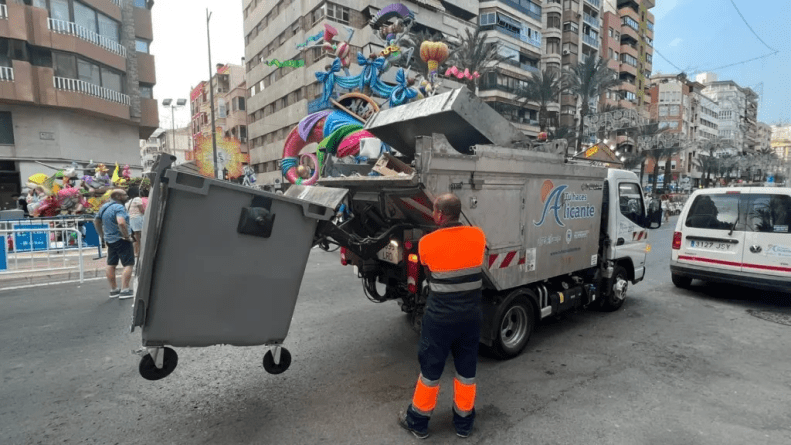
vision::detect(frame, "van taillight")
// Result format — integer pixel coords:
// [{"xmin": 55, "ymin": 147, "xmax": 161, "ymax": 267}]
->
[
  {"xmin": 340, "ymin": 247, "xmax": 348, "ymax": 266},
  {"xmin": 407, "ymin": 253, "xmax": 419, "ymax": 294},
  {"xmin": 672, "ymin": 232, "xmax": 682, "ymax": 250}
]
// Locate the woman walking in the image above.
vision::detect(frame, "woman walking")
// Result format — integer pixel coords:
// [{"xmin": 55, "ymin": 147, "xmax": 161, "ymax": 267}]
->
[{"xmin": 125, "ymin": 187, "xmax": 145, "ymax": 259}]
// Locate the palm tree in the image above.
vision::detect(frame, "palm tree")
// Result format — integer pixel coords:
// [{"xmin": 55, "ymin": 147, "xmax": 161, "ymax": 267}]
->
[
  {"xmin": 622, "ymin": 150, "xmax": 647, "ymax": 172},
  {"xmin": 629, "ymin": 121, "xmax": 665, "ymax": 187},
  {"xmin": 694, "ymin": 155, "xmax": 719, "ymax": 188},
  {"xmin": 565, "ymin": 56, "xmax": 621, "ymax": 157},
  {"xmin": 650, "ymin": 142, "xmax": 685, "ymax": 195},
  {"xmin": 516, "ymin": 68, "xmax": 566, "ymax": 132},
  {"xmin": 449, "ymin": 27, "xmax": 506, "ymax": 94}
]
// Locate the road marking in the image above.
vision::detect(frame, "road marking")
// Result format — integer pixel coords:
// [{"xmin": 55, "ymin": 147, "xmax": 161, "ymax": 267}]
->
[{"xmin": 0, "ymin": 277, "xmax": 105, "ymax": 292}]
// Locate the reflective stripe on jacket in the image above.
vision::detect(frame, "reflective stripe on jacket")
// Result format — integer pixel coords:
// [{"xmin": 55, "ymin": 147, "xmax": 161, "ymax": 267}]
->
[{"xmin": 418, "ymin": 225, "xmax": 486, "ymax": 320}]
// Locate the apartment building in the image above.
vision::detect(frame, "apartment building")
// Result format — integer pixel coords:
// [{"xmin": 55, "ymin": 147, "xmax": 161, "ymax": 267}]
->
[
  {"xmin": 0, "ymin": 0, "xmax": 158, "ymax": 201},
  {"xmin": 600, "ymin": 0, "xmax": 653, "ymax": 110},
  {"xmin": 477, "ymin": 0, "xmax": 544, "ymax": 133},
  {"xmin": 696, "ymin": 72, "xmax": 760, "ymax": 155},
  {"xmin": 140, "ymin": 126, "xmax": 191, "ymax": 172},
  {"xmin": 756, "ymin": 122, "xmax": 771, "ymax": 153},
  {"xmin": 551, "ymin": 0, "xmax": 604, "ymax": 129},
  {"xmin": 189, "ymin": 63, "xmax": 249, "ymax": 156},
  {"xmin": 647, "ymin": 73, "xmax": 720, "ymax": 188},
  {"xmin": 771, "ymin": 125, "xmax": 791, "ymax": 164}
]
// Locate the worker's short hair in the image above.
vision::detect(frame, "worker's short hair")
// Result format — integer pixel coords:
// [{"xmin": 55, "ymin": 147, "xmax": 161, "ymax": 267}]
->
[
  {"xmin": 434, "ymin": 193, "xmax": 462, "ymax": 220},
  {"xmin": 110, "ymin": 189, "xmax": 127, "ymax": 201}
]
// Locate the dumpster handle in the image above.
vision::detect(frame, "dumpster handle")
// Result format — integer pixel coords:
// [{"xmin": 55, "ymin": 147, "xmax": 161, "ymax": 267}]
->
[
  {"xmin": 163, "ymin": 170, "xmax": 212, "ymax": 195},
  {"xmin": 301, "ymin": 203, "xmax": 335, "ymax": 221}
]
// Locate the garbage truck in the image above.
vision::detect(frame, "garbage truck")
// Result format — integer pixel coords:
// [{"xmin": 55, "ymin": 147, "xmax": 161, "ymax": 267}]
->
[{"xmin": 131, "ymin": 88, "xmax": 662, "ymax": 380}]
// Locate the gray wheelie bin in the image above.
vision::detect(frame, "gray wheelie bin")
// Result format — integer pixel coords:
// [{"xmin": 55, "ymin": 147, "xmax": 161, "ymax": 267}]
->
[{"xmin": 131, "ymin": 155, "xmax": 346, "ymax": 381}]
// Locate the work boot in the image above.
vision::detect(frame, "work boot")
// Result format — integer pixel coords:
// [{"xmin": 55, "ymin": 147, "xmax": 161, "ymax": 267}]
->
[{"xmin": 398, "ymin": 409, "xmax": 429, "ymax": 439}]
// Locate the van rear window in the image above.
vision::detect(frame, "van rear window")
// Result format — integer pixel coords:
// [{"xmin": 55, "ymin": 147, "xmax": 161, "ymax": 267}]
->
[
  {"xmin": 685, "ymin": 194, "xmax": 740, "ymax": 230},
  {"xmin": 746, "ymin": 194, "xmax": 791, "ymax": 234}
]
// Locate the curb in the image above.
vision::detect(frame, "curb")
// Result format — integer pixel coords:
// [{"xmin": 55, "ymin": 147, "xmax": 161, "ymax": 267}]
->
[{"xmin": 0, "ymin": 268, "xmax": 111, "ymax": 288}]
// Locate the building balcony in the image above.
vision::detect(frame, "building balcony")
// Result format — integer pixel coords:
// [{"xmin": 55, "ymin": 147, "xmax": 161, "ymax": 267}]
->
[
  {"xmin": 583, "ymin": 13, "xmax": 600, "ymax": 29},
  {"xmin": 499, "ymin": 0, "xmax": 542, "ymax": 22},
  {"xmin": 53, "ymin": 76, "xmax": 130, "ymax": 106},
  {"xmin": 47, "ymin": 18, "xmax": 126, "ymax": 57},
  {"xmin": 582, "ymin": 34, "xmax": 599, "ymax": 48},
  {"xmin": 584, "ymin": 0, "xmax": 601, "ymax": 9},
  {"xmin": 620, "ymin": 43, "xmax": 638, "ymax": 58}
]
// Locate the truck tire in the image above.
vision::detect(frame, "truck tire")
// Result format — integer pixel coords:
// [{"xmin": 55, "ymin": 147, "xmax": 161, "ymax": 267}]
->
[
  {"xmin": 488, "ymin": 293, "xmax": 535, "ymax": 360},
  {"xmin": 600, "ymin": 265, "xmax": 628, "ymax": 312},
  {"xmin": 671, "ymin": 273, "xmax": 692, "ymax": 289}
]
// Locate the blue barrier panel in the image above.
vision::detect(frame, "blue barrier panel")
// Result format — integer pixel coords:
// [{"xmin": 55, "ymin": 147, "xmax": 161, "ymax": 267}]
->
[
  {"xmin": 0, "ymin": 235, "xmax": 6, "ymax": 271},
  {"xmin": 13, "ymin": 224, "xmax": 49, "ymax": 252},
  {"xmin": 82, "ymin": 221, "xmax": 101, "ymax": 247}
]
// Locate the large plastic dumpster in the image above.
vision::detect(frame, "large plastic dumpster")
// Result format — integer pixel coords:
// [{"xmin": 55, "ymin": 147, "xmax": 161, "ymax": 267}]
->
[{"xmin": 131, "ymin": 155, "xmax": 346, "ymax": 380}]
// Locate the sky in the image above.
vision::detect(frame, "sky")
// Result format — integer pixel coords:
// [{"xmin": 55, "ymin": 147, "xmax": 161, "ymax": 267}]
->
[
  {"xmin": 150, "ymin": 0, "xmax": 791, "ymax": 128},
  {"xmin": 151, "ymin": 0, "xmax": 244, "ymax": 130},
  {"xmin": 647, "ymin": 0, "xmax": 790, "ymax": 124}
]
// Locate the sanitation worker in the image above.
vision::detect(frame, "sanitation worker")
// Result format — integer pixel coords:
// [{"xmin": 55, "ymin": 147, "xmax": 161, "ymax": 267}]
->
[{"xmin": 398, "ymin": 193, "xmax": 487, "ymax": 439}]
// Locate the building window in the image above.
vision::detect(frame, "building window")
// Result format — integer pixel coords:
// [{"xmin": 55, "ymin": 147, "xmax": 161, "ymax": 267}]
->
[
  {"xmin": 622, "ymin": 16, "xmax": 639, "ymax": 31},
  {"xmin": 546, "ymin": 37, "xmax": 561, "ymax": 55},
  {"xmin": 311, "ymin": 4, "xmax": 325, "ymax": 25},
  {"xmin": 237, "ymin": 96, "xmax": 246, "ymax": 111},
  {"xmin": 140, "ymin": 84, "xmax": 153, "ymax": 98},
  {"xmin": 563, "ymin": 21, "xmax": 579, "ymax": 33},
  {"xmin": 0, "ymin": 111, "xmax": 14, "ymax": 145},
  {"xmin": 547, "ymin": 13, "xmax": 561, "ymax": 29},
  {"xmin": 97, "ymin": 12, "xmax": 119, "ymax": 42},
  {"xmin": 326, "ymin": 2, "xmax": 350, "ymax": 25},
  {"xmin": 77, "ymin": 58, "xmax": 101, "ymax": 85},
  {"xmin": 136, "ymin": 39, "xmax": 150, "ymax": 53},
  {"xmin": 53, "ymin": 52, "xmax": 77, "ymax": 78},
  {"xmin": 134, "ymin": 0, "xmax": 148, "ymax": 8},
  {"xmin": 74, "ymin": 2, "xmax": 98, "ymax": 34},
  {"xmin": 621, "ymin": 53, "xmax": 638, "ymax": 67},
  {"xmin": 101, "ymin": 67, "xmax": 122, "ymax": 92},
  {"xmin": 50, "ymin": 0, "xmax": 70, "ymax": 22},
  {"xmin": 239, "ymin": 125, "xmax": 247, "ymax": 142}
]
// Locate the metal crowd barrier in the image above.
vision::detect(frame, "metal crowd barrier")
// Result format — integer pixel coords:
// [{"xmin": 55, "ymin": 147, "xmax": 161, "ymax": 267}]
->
[{"xmin": 1, "ymin": 226, "xmax": 85, "ymax": 284}]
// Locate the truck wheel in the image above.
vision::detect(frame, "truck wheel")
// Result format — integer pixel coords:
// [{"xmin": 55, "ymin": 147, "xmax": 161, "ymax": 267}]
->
[
  {"xmin": 600, "ymin": 266, "xmax": 628, "ymax": 312},
  {"xmin": 489, "ymin": 294, "xmax": 535, "ymax": 360},
  {"xmin": 671, "ymin": 273, "xmax": 692, "ymax": 289}
]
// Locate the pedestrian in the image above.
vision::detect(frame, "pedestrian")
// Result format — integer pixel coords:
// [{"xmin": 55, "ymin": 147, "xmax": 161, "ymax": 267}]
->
[
  {"xmin": 661, "ymin": 195, "xmax": 670, "ymax": 223},
  {"xmin": 12, "ymin": 192, "xmax": 30, "ymax": 216},
  {"xmin": 398, "ymin": 193, "xmax": 487, "ymax": 439},
  {"xmin": 125, "ymin": 186, "xmax": 145, "ymax": 259},
  {"xmin": 94, "ymin": 189, "xmax": 135, "ymax": 299}
]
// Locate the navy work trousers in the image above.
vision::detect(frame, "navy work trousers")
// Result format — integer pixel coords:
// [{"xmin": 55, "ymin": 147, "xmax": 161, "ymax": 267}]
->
[{"xmin": 405, "ymin": 312, "xmax": 481, "ymax": 435}]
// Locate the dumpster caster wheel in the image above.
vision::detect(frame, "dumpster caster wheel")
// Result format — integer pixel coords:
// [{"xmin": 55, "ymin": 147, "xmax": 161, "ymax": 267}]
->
[
  {"xmin": 263, "ymin": 347, "xmax": 291, "ymax": 375},
  {"xmin": 139, "ymin": 347, "xmax": 178, "ymax": 381}
]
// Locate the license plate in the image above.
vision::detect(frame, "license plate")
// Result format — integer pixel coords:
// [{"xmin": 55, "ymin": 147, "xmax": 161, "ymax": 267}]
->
[
  {"xmin": 690, "ymin": 240, "xmax": 731, "ymax": 251},
  {"xmin": 377, "ymin": 243, "xmax": 403, "ymax": 264}
]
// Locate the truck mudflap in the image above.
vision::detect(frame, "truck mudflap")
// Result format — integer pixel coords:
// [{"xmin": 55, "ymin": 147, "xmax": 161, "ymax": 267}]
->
[{"xmin": 130, "ymin": 155, "xmax": 346, "ymax": 380}]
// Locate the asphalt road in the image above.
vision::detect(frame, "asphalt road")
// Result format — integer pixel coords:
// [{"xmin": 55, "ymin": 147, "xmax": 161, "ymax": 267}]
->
[{"xmin": 1, "ymin": 218, "xmax": 790, "ymax": 444}]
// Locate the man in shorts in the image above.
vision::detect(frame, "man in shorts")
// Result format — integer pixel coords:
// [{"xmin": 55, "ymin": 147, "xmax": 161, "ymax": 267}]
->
[{"xmin": 94, "ymin": 189, "xmax": 135, "ymax": 299}]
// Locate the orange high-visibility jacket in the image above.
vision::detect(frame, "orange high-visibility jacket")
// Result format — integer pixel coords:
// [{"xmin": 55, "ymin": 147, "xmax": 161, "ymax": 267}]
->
[{"xmin": 418, "ymin": 225, "xmax": 486, "ymax": 320}]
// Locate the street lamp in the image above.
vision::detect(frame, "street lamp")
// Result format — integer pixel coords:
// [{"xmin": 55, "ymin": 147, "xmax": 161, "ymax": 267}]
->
[{"xmin": 162, "ymin": 98, "xmax": 187, "ymax": 155}]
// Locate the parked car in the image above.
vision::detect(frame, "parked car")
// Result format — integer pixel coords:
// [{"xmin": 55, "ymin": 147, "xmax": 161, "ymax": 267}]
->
[{"xmin": 670, "ymin": 187, "xmax": 791, "ymax": 293}]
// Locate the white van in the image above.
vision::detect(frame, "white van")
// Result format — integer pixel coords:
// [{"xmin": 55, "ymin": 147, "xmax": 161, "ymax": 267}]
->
[{"xmin": 670, "ymin": 187, "xmax": 791, "ymax": 293}]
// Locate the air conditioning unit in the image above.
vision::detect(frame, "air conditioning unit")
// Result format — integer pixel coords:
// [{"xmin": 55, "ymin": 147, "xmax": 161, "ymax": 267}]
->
[
  {"xmin": 563, "ymin": 50, "xmax": 571, "ymax": 55},
  {"xmin": 575, "ymin": 12, "xmax": 581, "ymax": 18}
]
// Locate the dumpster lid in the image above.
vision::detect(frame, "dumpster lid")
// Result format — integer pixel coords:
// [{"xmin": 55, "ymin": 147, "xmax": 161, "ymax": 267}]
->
[{"xmin": 284, "ymin": 185, "xmax": 348, "ymax": 210}]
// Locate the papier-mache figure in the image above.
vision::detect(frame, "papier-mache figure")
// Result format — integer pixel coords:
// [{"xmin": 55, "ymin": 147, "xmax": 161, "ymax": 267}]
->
[
  {"xmin": 82, "ymin": 163, "xmax": 112, "ymax": 194},
  {"xmin": 57, "ymin": 187, "xmax": 87, "ymax": 215}
]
